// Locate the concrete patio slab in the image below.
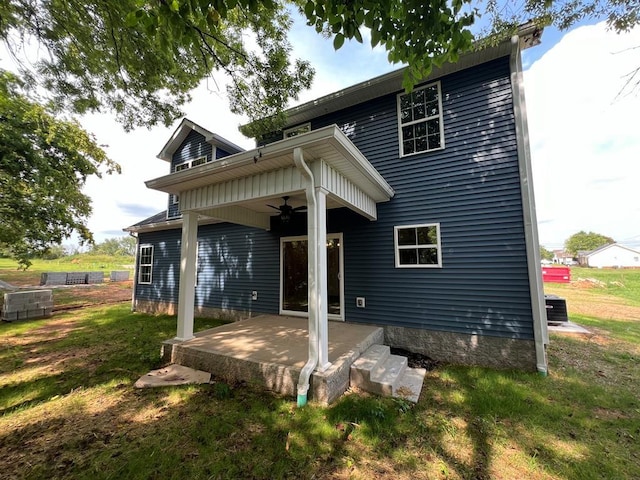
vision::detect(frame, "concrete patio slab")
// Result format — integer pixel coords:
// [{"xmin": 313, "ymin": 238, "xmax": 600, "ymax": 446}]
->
[
  {"xmin": 548, "ymin": 321, "xmax": 591, "ymax": 335},
  {"xmin": 161, "ymin": 315, "xmax": 384, "ymax": 404}
]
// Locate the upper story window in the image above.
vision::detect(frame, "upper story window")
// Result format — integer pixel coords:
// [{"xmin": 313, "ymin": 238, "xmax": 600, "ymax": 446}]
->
[
  {"xmin": 284, "ymin": 123, "xmax": 311, "ymax": 138},
  {"xmin": 138, "ymin": 245, "xmax": 154, "ymax": 284},
  {"xmin": 394, "ymin": 223, "xmax": 442, "ymax": 268},
  {"xmin": 397, "ymin": 82, "xmax": 444, "ymax": 157},
  {"xmin": 174, "ymin": 155, "xmax": 207, "ymax": 172}
]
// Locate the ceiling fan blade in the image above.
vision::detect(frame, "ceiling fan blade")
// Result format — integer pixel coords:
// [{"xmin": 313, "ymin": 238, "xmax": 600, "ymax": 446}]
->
[
  {"xmin": 266, "ymin": 205, "xmax": 281, "ymax": 211},
  {"xmin": 293, "ymin": 206, "xmax": 307, "ymax": 211}
]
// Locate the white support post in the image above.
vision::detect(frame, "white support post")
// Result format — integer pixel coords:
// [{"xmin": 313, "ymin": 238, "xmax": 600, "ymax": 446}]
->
[
  {"xmin": 176, "ymin": 211, "xmax": 198, "ymax": 341},
  {"xmin": 315, "ymin": 188, "xmax": 330, "ymax": 371}
]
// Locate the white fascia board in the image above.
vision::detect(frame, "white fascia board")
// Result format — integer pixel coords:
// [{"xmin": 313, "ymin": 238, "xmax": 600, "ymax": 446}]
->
[{"xmin": 123, "ymin": 216, "xmax": 221, "ymax": 234}]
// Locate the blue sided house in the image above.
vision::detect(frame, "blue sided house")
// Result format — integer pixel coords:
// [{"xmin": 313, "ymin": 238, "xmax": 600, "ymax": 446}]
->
[{"xmin": 125, "ymin": 24, "xmax": 549, "ymax": 398}]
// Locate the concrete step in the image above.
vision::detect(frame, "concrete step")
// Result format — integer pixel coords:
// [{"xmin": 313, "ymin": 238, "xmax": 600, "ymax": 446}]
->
[
  {"xmin": 350, "ymin": 344, "xmax": 390, "ymax": 387},
  {"xmin": 350, "ymin": 344, "xmax": 425, "ymax": 402},
  {"xmin": 394, "ymin": 367, "xmax": 426, "ymax": 403}
]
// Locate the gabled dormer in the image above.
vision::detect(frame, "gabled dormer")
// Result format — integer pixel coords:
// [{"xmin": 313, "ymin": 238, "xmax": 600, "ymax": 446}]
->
[{"xmin": 157, "ymin": 119, "xmax": 245, "ymax": 219}]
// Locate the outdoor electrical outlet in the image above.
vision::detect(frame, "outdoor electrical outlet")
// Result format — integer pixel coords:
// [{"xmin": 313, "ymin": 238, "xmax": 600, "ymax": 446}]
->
[
  {"xmin": 251, "ymin": 291, "xmax": 258, "ymax": 301},
  {"xmin": 356, "ymin": 297, "xmax": 365, "ymax": 308}
]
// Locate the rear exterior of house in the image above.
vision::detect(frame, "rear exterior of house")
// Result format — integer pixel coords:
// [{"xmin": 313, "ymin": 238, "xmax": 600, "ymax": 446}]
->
[{"xmin": 126, "ymin": 29, "xmax": 548, "ymax": 374}]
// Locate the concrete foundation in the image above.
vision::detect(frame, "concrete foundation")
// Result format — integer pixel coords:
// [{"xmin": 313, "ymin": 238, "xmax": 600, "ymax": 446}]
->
[
  {"xmin": 135, "ymin": 299, "xmax": 251, "ymax": 322},
  {"xmin": 384, "ymin": 325, "xmax": 538, "ymax": 371}
]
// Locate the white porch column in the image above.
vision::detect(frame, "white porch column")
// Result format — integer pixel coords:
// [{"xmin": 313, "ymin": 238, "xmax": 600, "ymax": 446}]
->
[
  {"xmin": 176, "ymin": 211, "xmax": 198, "ymax": 341},
  {"xmin": 315, "ymin": 188, "xmax": 330, "ymax": 371}
]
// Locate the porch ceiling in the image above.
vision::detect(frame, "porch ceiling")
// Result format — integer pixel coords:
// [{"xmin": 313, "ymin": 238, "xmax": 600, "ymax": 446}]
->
[{"xmin": 145, "ymin": 125, "xmax": 394, "ymax": 227}]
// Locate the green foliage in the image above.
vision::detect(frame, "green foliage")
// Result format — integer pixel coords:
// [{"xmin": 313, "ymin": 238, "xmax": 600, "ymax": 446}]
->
[
  {"xmin": 0, "ymin": 70, "xmax": 119, "ymax": 269},
  {"xmin": 564, "ymin": 230, "xmax": 615, "ymax": 256},
  {"xmin": 539, "ymin": 245, "xmax": 553, "ymax": 261},
  {"xmin": 89, "ymin": 236, "xmax": 137, "ymax": 257},
  {"xmin": 301, "ymin": 0, "xmax": 475, "ymax": 90},
  {"xmin": 482, "ymin": 0, "xmax": 639, "ymax": 40},
  {"xmin": 1, "ymin": 0, "xmax": 314, "ymax": 134}
]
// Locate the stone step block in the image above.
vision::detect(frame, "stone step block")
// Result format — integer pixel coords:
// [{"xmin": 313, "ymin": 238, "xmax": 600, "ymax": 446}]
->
[{"xmin": 349, "ymin": 344, "xmax": 390, "ymax": 388}]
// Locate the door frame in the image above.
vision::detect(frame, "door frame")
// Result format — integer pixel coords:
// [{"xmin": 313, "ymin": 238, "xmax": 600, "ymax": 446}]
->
[{"xmin": 279, "ymin": 233, "xmax": 344, "ymax": 321}]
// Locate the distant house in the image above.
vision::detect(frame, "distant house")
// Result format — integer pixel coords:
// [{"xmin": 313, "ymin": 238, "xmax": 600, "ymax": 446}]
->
[
  {"xmin": 552, "ymin": 250, "xmax": 575, "ymax": 265},
  {"xmin": 579, "ymin": 243, "xmax": 640, "ymax": 268},
  {"xmin": 125, "ymin": 23, "xmax": 549, "ymax": 379}
]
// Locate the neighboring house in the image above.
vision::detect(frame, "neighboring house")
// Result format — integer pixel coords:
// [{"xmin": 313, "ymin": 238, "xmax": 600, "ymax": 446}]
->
[
  {"xmin": 579, "ymin": 243, "xmax": 640, "ymax": 268},
  {"xmin": 125, "ymin": 23, "xmax": 548, "ymax": 375},
  {"xmin": 552, "ymin": 249, "xmax": 575, "ymax": 265}
]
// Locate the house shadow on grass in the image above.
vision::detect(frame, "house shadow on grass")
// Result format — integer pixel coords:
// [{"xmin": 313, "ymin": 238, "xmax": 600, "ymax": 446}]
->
[{"xmin": 1, "ymin": 308, "xmax": 638, "ymax": 479}]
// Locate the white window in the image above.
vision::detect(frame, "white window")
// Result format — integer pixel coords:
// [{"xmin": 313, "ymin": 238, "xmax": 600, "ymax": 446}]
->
[
  {"xmin": 174, "ymin": 155, "xmax": 207, "ymax": 172},
  {"xmin": 138, "ymin": 245, "xmax": 154, "ymax": 284},
  {"xmin": 397, "ymin": 82, "xmax": 444, "ymax": 156},
  {"xmin": 171, "ymin": 194, "xmax": 179, "ymax": 205},
  {"xmin": 284, "ymin": 123, "xmax": 311, "ymax": 138},
  {"xmin": 394, "ymin": 224, "xmax": 442, "ymax": 268},
  {"xmin": 191, "ymin": 156, "xmax": 207, "ymax": 167}
]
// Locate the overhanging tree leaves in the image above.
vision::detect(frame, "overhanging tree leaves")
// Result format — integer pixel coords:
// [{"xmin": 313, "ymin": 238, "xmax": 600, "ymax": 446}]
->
[
  {"xmin": 0, "ymin": 70, "xmax": 119, "ymax": 268},
  {"xmin": 0, "ymin": 0, "xmax": 314, "ymax": 134}
]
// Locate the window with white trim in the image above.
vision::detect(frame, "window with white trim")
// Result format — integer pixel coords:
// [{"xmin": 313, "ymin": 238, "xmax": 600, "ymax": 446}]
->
[
  {"xmin": 284, "ymin": 123, "xmax": 311, "ymax": 138},
  {"xmin": 397, "ymin": 82, "xmax": 444, "ymax": 156},
  {"xmin": 174, "ymin": 155, "xmax": 207, "ymax": 172},
  {"xmin": 394, "ymin": 224, "xmax": 442, "ymax": 268},
  {"xmin": 138, "ymin": 245, "xmax": 154, "ymax": 283}
]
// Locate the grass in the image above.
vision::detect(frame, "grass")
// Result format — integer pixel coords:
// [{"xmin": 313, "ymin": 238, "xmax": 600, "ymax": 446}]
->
[
  {"xmin": 0, "ymin": 255, "xmax": 134, "ymax": 286},
  {"xmin": 0, "ymin": 269, "xmax": 639, "ymax": 479}
]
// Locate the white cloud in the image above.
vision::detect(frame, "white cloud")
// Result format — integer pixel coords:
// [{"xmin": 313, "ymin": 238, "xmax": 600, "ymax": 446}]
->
[{"xmin": 525, "ymin": 22, "xmax": 640, "ymax": 248}]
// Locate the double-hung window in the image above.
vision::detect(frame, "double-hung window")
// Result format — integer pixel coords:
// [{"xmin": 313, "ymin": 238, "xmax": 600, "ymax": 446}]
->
[
  {"xmin": 398, "ymin": 82, "xmax": 444, "ymax": 156},
  {"xmin": 394, "ymin": 224, "xmax": 442, "ymax": 268},
  {"xmin": 138, "ymin": 245, "xmax": 154, "ymax": 284}
]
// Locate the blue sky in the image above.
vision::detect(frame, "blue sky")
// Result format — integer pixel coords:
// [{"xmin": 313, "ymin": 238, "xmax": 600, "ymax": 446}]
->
[{"xmin": 3, "ymin": 12, "xmax": 638, "ymax": 251}]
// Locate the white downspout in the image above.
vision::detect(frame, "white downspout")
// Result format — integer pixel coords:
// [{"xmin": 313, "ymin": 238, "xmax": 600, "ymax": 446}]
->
[
  {"xmin": 293, "ymin": 147, "xmax": 319, "ymax": 407},
  {"xmin": 510, "ymin": 35, "xmax": 549, "ymax": 375}
]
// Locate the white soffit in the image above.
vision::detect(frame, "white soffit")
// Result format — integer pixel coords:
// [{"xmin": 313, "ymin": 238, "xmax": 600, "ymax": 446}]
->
[{"xmin": 146, "ymin": 125, "xmax": 395, "ymax": 203}]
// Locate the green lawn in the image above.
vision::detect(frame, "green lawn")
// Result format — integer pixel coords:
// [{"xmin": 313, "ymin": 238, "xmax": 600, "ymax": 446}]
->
[
  {"xmin": 1, "ymin": 267, "xmax": 639, "ymax": 479},
  {"xmin": 550, "ymin": 266, "xmax": 640, "ymax": 307},
  {"xmin": 0, "ymin": 255, "xmax": 134, "ymax": 286}
]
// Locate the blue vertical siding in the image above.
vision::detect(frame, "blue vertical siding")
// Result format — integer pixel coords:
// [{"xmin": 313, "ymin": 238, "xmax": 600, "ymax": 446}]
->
[
  {"xmin": 136, "ymin": 223, "xmax": 280, "ymax": 315},
  {"xmin": 142, "ymin": 56, "xmax": 534, "ymax": 340},
  {"xmin": 167, "ymin": 133, "xmax": 236, "ymax": 219},
  {"xmin": 309, "ymin": 57, "xmax": 533, "ymax": 339}
]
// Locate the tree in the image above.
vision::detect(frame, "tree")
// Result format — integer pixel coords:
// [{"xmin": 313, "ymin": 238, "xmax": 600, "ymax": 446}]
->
[
  {"xmin": 90, "ymin": 236, "xmax": 137, "ymax": 257},
  {"xmin": 564, "ymin": 231, "xmax": 615, "ymax": 256},
  {"xmin": 0, "ymin": 70, "xmax": 119, "ymax": 268},
  {"xmin": 1, "ymin": 0, "xmax": 475, "ymax": 137},
  {"xmin": 540, "ymin": 245, "xmax": 554, "ymax": 261},
  {"xmin": 2, "ymin": 1, "xmax": 638, "ymax": 136}
]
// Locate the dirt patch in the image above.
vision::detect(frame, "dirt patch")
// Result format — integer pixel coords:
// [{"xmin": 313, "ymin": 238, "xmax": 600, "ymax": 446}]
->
[
  {"xmin": 545, "ymin": 285, "xmax": 640, "ymax": 321},
  {"xmin": 390, "ymin": 347, "xmax": 440, "ymax": 370}
]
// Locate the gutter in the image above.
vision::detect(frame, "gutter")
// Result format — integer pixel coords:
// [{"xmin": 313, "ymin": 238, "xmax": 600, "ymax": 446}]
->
[{"xmin": 509, "ymin": 35, "xmax": 549, "ymax": 375}]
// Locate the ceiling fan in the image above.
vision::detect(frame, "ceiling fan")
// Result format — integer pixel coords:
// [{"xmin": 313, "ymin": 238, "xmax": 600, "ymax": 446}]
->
[{"xmin": 267, "ymin": 196, "xmax": 307, "ymax": 224}]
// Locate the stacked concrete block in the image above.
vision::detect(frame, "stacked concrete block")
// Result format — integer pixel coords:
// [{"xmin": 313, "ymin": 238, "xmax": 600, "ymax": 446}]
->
[
  {"xmin": 39, "ymin": 271, "xmax": 106, "ymax": 286},
  {"xmin": 110, "ymin": 271, "xmax": 130, "ymax": 282},
  {"xmin": 86, "ymin": 272, "xmax": 104, "ymax": 284},
  {"xmin": 2, "ymin": 290, "xmax": 54, "ymax": 321},
  {"xmin": 40, "ymin": 272, "xmax": 68, "ymax": 286}
]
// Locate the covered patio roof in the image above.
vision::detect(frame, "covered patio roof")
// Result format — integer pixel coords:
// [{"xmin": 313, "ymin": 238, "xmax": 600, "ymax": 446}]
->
[{"xmin": 145, "ymin": 124, "xmax": 394, "ymax": 229}]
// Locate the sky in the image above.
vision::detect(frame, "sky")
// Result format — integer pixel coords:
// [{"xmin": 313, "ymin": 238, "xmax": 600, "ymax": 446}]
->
[{"xmin": 3, "ymin": 14, "xmax": 640, "ymax": 251}]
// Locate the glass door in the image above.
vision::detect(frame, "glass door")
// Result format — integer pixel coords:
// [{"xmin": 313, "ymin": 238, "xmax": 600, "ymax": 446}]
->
[{"xmin": 280, "ymin": 234, "xmax": 343, "ymax": 320}]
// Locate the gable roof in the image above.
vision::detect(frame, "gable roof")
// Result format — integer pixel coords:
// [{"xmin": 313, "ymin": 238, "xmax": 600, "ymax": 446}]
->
[
  {"xmin": 157, "ymin": 118, "xmax": 245, "ymax": 162},
  {"xmin": 584, "ymin": 243, "xmax": 640, "ymax": 257}
]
